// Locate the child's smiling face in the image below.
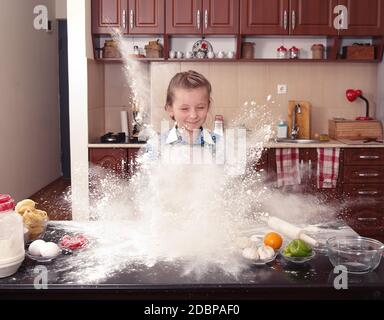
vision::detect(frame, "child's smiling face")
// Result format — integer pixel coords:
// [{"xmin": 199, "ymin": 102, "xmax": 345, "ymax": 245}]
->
[{"xmin": 166, "ymin": 87, "xmax": 210, "ymax": 132}]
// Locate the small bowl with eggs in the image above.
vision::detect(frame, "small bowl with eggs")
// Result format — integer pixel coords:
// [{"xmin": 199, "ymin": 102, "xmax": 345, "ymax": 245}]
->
[{"xmin": 26, "ymin": 239, "xmax": 61, "ymax": 263}]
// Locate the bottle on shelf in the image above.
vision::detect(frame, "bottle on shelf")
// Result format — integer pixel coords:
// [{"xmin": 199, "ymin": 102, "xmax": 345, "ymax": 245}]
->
[{"xmin": 277, "ymin": 120, "xmax": 288, "ymax": 139}]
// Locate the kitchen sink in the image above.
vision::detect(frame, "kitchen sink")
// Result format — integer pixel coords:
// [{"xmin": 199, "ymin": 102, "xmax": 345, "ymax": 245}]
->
[{"xmin": 276, "ymin": 138, "xmax": 326, "ymax": 144}]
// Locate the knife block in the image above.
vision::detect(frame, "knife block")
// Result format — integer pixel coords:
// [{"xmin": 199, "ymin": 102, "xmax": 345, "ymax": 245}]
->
[{"xmin": 287, "ymin": 101, "xmax": 311, "ymax": 139}]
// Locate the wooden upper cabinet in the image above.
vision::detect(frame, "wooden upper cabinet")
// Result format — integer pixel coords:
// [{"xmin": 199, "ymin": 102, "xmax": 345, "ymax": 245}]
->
[
  {"xmin": 92, "ymin": 0, "xmax": 128, "ymax": 34},
  {"xmin": 290, "ymin": 0, "xmax": 338, "ymax": 35},
  {"xmin": 166, "ymin": 0, "xmax": 239, "ymax": 34},
  {"xmin": 203, "ymin": 0, "xmax": 239, "ymax": 34},
  {"xmin": 241, "ymin": 0, "xmax": 289, "ymax": 35},
  {"xmin": 128, "ymin": 0, "xmax": 165, "ymax": 34},
  {"xmin": 166, "ymin": 0, "xmax": 202, "ymax": 34},
  {"xmin": 338, "ymin": 0, "xmax": 384, "ymax": 35}
]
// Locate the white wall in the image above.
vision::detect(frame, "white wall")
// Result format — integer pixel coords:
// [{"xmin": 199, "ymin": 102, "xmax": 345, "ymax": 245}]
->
[
  {"xmin": 56, "ymin": 0, "xmax": 67, "ymax": 19},
  {"xmin": 0, "ymin": 0, "xmax": 61, "ymax": 201}
]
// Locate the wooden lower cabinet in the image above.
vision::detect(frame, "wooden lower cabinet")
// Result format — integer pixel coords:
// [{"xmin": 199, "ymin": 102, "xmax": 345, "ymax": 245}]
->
[
  {"xmin": 266, "ymin": 147, "xmax": 384, "ymax": 240},
  {"xmin": 89, "ymin": 148, "xmax": 140, "ymax": 178}
]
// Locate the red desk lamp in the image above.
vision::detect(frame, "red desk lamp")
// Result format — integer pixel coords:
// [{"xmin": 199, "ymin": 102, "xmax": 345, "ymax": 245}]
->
[{"xmin": 346, "ymin": 89, "xmax": 372, "ymax": 120}]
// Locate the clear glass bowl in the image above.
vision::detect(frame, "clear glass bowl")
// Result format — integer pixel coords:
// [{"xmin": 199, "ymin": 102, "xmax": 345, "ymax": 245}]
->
[
  {"xmin": 26, "ymin": 251, "xmax": 60, "ymax": 263},
  {"xmin": 326, "ymin": 236, "xmax": 384, "ymax": 274},
  {"xmin": 281, "ymin": 250, "xmax": 315, "ymax": 264},
  {"xmin": 249, "ymin": 251, "xmax": 279, "ymax": 266},
  {"xmin": 24, "ymin": 219, "xmax": 48, "ymax": 242}
]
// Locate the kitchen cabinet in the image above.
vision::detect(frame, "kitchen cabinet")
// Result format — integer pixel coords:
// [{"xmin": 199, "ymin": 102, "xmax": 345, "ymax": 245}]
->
[
  {"xmin": 89, "ymin": 148, "xmax": 140, "ymax": 178},
  {"xmin": 240, "ymin": 0, "xmax": 337, "ymax": 35},
  {"xmin": 340, "ymin": 148, "xmax": 384, "ymax": 241},
  {"xmin": 92, "ymin": 0, "xmax": 165, "ymax": 34},
  {"xmin": 92, "ymin": 0, "xmax": 128, "ymax": 34},
  {"xmin": 128, "ymin": 0, "xmax": 165, "ymax": 34},
  {"xmin": 266, "ymin": 146, "xmax": 384, "ymax": 241},
  {"xmin": 338, "ymin": 0, "xmax": 384, "ymax": 35},
  {"xmin": 166, "ymin": 0, "xmax": 239, "ymax": 34}
]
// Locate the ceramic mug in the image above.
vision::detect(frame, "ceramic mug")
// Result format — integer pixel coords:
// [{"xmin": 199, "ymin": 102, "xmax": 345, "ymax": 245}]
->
[
  {"xmin": 176, "ymin": 51, "xmax": 184, "ymax": 59},
  {"xmin": 185, "ymin": 51, "xmax": 193, "ymax": 59},
  {"xmin": 207, "ymin": 51, "xmax": 215, "ymax": 59},
  {"xmin": 169, "ymin": 50, "xmax": 176, "ymax": 59},
  {"xmin": 217, "ymin": 51, "xmax": 225, "ymax": 59}
]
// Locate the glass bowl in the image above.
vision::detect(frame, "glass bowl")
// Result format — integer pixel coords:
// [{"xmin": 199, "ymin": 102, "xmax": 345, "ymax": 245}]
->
[
  {"xmin": 281, "ymin": 250, "xmax": 315, "ymax": 264},
  {"xmin": 24, "ymin": 219, "xmax": 48, "ymax": 242},
  {"xmin": 243, "ymin": 250, "xmax": 278, "ymax": 266},
  {"xmin": 25, "ymin": 251, "xmax": 60, "ymax": 263},
  {"xmin": 326, "ymin": 236, "xmax": 384, "ymax": 274}
]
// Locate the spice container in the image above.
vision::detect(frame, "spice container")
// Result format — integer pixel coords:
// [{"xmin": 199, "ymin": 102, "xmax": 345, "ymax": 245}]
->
[
  {"xmin": 0, "ymin": 194, "xmax": 25, "ymax": 278},
  {"xmin": 289, "ymin": 46, "xmax": 300, "ymax": 59},
  {"xmin": 311, "ymin": 44, "xmax": 324, "ymax": 59},
  {"xmin": 241, "ymin": 42, "xmax": 255, "ymax": 59},
  {"xmin": 277, "ymin": 46, "xmax": 288, "ymax": 59},
  {"xmin": 102, "ymin": 40, "xmax": 121, "ymax": 58},
  {"xmin": 144, "ymin": 40, "xmax": 163, "ymax": 58}
]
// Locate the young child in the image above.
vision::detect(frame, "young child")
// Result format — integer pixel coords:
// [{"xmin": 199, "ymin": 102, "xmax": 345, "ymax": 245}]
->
[
  {"xmin": 140, "ymin": 70, "xmax": 219, "ymax": 164},
  {"xmin": 163, "ymin": 70, "xmax": 215, "ymax": 147}
]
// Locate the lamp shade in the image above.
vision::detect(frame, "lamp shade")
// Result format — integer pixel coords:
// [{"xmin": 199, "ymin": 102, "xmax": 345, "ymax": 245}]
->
[{"xmin": 346, "ymin": 89, "xmax": 362, "ymax": 102}]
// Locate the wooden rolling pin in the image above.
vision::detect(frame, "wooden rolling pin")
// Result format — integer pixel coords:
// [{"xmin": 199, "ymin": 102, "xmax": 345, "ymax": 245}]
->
[{"xmin": 261, "ymin": 216, "xmax": 318, "ymax": 247}]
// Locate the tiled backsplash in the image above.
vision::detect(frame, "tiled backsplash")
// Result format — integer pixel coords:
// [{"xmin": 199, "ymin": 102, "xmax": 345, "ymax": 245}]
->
[{"xmin": 88, "ymin": 61, "xmax": 378, "ymax": 140}]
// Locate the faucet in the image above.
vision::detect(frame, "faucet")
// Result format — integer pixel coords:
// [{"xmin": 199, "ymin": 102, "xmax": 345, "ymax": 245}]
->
[{"xmin": 291, "ymin": 104, "xmax": 301, "ymax": 139}]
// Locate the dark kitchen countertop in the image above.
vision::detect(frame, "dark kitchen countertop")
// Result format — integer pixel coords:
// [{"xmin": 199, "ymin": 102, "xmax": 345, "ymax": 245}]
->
[{"xmin": 1, "ymin": 222, "xmax": 383, "ymax": 300}]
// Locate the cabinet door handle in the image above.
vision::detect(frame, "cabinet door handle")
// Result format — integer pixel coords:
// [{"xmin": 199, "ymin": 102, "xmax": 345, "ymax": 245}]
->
[
  {"xmin": 357, "ymin": 190, "xmax": 379, "ymax": 195},
  {"xmin": 359, "ymin": 155, "xmax": 380, "ymax": 159},
  {"xmin": 357, "ymin": 217, "xmax": 377, "ymax": 222},
  {"xmin": 204, "ymin": 9, "xmax": 208, "ymax": 29},
  {"xmin": 358, "ymin": 172, "xmax": 379, "ymax": 177},
  {"xmin": 291, "ymin": 10, "xmax": 296, "ymax": 31},
  {"xmin": 283, "ymin": 10, "xmax": 287, "ymax": 30},
  {"xmin": 122, "ymin": 9, "xmax": 126, "ymax": 29},
  {"xmin": 197, "ymin": 10, "xmax": 201, "ymax": 30},
  {"xmin": 130, "ymin": 9, "xmax": 134, "ymax": 29}
]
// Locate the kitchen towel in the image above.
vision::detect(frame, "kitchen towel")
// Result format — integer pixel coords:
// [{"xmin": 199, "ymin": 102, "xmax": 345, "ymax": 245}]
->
[
  {"xmin": 275, "ymin": 148, "xmax": 301, "ymax": 187},
  {"xmin": 317, "ymin": 148, "xmax": 340, "ymax": 188}
]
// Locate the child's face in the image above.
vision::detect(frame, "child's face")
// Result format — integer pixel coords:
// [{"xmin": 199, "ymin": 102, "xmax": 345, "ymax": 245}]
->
[{"xmin": 166, "ymin": 87, "xmax": 209, "ymax": 132}]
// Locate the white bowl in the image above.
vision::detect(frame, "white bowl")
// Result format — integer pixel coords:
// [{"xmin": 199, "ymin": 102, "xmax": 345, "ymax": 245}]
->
[{"xmin": 0, "ymin": 255, "xmax": 25, "ymax": 278}]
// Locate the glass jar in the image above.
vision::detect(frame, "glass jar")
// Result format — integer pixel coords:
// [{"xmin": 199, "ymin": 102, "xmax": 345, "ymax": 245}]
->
[
  {"xmin": 289, "ymin": 46, "xmax": 300, "ymax": 59},
  {"xmin": 241, "ymin": 42, "xmax": 255, "ymax": 59},
  {"xmin": 0, "ymin": 194, "xmax": 25, "ymax": 278},
  {"xmin": 277, "ymin": 46, "xmax": 288, "ymax": 59},
  {"xmin": 311, "ymin": 44, "xmax": 324, "ymax": 59}
]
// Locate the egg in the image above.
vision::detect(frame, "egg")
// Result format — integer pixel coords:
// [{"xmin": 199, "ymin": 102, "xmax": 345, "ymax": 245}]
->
[
  {"xmin": 257, "ymin": 245, "xmax": 275, "ymax": 260},
  {"xmin": 242, "ymin": 247, "xmax": 259, "ymax": 260},
  {"xmin": 28, "ymin": 239, "xmax": 46, "ymax": 256},
  {"xmin": 40, "ymin": 242, "xmax": 60, "ymax": 258}
]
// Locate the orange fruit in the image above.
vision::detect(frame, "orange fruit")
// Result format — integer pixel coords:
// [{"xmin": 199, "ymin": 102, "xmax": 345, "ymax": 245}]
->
[{"xmin": 263, "ymin": 232, "xmax": 283, "ymax": 250}]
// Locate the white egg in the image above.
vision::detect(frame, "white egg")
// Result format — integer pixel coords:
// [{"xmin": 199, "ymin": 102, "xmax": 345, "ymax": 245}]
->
[
  {"xmin": 28, "ymin": 239, "xmax": 46, "ymax": 256},
  {"xmin": 40, "ymin": 242, "xmax": 60, "ymax": 258},
  {"xmin": 242, "ymin": 247, "xmax": 259, "ymax": 260},
  {"xmin": 257, "ymin": 245, "xmax": 275, "ymax": 260}
]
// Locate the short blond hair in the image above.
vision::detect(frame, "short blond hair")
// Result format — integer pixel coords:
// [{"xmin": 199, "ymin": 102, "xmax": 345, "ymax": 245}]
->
[{"xmin": 165, "ymin": 70, "xmax": 212, "ymax": 108}]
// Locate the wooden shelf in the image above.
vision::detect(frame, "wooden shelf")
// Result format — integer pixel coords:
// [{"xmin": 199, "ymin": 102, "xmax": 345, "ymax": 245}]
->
[{"xmin": 95, "ymin": 58, "xmax": 165, "ymax": 63}]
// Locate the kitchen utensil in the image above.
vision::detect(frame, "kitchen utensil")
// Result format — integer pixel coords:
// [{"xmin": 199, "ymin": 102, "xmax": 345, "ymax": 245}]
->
[
  {"xmin": 287, "ymin": 101, "xmax": 311, "ymax": 140},
  {"xmin": 262, "ymin": 216, "xmax": 318, "ymax": 247},
  {"xmin": 327, "ymin": 236, "xmax": 384, "ymax": 274}
]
